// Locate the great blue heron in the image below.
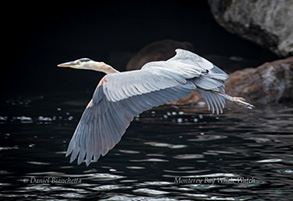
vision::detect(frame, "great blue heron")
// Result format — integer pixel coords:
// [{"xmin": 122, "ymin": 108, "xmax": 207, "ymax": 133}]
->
[{"xmin": 58, "ymin": 49, "xmax": 253, "ymax": 166}]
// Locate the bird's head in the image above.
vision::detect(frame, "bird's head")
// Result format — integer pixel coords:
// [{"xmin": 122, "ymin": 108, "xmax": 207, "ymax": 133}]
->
[{"xmin": 58, "ymin": 58, "xmax": 94, "ymax": 69}]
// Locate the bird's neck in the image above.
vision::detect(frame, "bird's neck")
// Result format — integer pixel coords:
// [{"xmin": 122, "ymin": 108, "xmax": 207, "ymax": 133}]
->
[{"xmin": 90, "ymin": 62, "xmax": 120, "ymax": 74}]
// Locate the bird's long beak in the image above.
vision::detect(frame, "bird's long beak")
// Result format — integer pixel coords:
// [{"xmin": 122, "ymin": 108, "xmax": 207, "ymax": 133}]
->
[{"xmin": 57, "ymin": 61, "xmax": 77, "ymax": 68}]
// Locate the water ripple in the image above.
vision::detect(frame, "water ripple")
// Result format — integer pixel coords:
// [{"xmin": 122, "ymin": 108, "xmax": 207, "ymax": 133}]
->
[{"xmin": 133, "ymin": 188, "xmax": 169, "ymax": 195}]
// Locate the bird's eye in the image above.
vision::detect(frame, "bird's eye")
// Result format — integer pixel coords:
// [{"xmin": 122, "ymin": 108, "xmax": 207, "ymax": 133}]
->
[{"xmin": 77, "ymin": 60, "xmax": 82, "ymax": 65}]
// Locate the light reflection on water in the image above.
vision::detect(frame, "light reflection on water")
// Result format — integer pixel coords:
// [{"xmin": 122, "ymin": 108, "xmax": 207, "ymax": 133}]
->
[{"xmin": 0, "ymin": 92, "xmax": 293, "ymax": 200}]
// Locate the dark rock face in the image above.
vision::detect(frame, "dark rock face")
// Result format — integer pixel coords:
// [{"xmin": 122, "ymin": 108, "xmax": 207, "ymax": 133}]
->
[
  {"xmin": 126, "ymin": 40, "xmax": 194, "ymax": 71},
  {"xmin": 226, "ymin": 57, "xmax": 293, "ymax": 104},
  {"xmin": 208, "ymin": 0, "xmax": 293, "ymax": 57}
]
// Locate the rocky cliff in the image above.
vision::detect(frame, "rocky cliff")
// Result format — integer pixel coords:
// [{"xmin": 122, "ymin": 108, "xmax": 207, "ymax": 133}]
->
[{"xmin": 208, "ymin": 0, "xmax": 293, "ymax": 57}]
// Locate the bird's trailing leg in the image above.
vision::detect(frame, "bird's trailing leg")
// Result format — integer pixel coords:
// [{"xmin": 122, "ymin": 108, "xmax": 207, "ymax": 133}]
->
[
  {"xmin": 213, "ymin": 90, "xmax": 254, "ymax": 109},
  {"xmin": 231, "ymin": 97, "xmax": 254, "ymax": 109}
]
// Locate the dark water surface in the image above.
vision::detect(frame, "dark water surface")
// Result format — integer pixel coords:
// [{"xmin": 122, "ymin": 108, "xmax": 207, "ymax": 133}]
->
[{"xmin": 0, "ymin": 91, "xmax": 292, "ymax": 200}]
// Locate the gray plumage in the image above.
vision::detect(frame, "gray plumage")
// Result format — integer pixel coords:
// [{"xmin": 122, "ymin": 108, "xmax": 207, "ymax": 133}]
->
[{"xmin": 58, "ymin": 49, "xmax": 254, "ymax": 166}]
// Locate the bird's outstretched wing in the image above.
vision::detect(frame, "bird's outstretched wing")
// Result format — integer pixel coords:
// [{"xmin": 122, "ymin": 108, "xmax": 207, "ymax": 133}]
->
[
  {"xmin": 167, "ymin": 49, "xmax": 215, "ymax": 69},
  {"xmin": 66, "ymin": 70, "xmax": 195, "ymax": 166}
]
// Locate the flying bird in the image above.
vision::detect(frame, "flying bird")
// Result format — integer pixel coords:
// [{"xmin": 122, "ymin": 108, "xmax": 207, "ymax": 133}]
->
[{"xmin": 58, "ymin": 49, "xmax": 254, "ymax": 166}]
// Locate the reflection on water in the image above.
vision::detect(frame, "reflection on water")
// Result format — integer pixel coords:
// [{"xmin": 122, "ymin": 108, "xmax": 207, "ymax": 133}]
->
[{"xmin": 0, "ymin": 92, "xmax": 292, "ymax": 200}]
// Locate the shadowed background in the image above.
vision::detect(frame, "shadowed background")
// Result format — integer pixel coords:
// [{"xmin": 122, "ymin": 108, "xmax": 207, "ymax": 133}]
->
[{"xmin": 2, "ymin": 0, "xmax": 276, "ymax": 98}]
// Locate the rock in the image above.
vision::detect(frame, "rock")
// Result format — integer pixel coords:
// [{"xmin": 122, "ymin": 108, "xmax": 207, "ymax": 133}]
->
[
  {"xmin": 226, "ymin": 57, "xmax": 293, "ymax": 104},
  {"xmin": 126, "ymin": 40, "xmax": 194, "ymax": 71},
  {"xmin": 208, "ymin": 0, "xmax": 293, "ymax": 57}
]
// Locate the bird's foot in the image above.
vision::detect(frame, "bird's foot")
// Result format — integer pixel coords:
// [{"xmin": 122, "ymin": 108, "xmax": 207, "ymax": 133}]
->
[{"xmin": 232, "ymin": 97, "xmax": 254, "ymax": 109}]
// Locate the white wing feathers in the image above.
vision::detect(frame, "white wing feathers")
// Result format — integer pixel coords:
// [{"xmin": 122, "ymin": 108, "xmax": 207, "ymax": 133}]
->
[
  {"xmin": 197, "ymin": 87, "xmax": 226, "ymax": 114},
  {"xmin": 103, "ymin": 70, "xmax": 187, "ymax": 102},
  {"xmin": 168, "ymin": 49, "xmax": 214, "ymax": 70}
]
